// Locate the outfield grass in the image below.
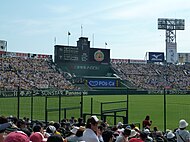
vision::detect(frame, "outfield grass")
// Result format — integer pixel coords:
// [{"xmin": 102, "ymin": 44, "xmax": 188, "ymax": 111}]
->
[{"xmin": 0, "ymin": 94, "xmax": 190, "ymax": 131}]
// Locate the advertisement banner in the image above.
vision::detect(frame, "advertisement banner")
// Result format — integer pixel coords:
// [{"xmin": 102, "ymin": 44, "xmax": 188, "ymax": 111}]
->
[
  {"xmin": 178, "ymin": 53, "xmax": 190, "ymax": 63},
  {"xmin": 166, "ymin": 43, "xmax": 177, "ymax": 63},
  {"xmin": 149, "ymin": 52, "xmax": 164, "ymax": 62},
  {"xmin": 0, "ymin": 40, "xmax": 7, "ymax": 51},
  {"xmin": 129, "ymin": 59, "xmax": 146, "ymax": 64},
  {"xmin": 88, "ymin": 79, "xmax": 116, "ymax": 87}
]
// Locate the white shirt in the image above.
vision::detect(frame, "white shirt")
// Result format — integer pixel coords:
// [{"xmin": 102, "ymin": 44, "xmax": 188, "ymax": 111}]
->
[
  {"xmin": 176, "ymin": 129, "xmax": 190, "ymax": 142},
  {"xmin": 83, "ymin": 128, "xmax": 99, "ymax": 142}
]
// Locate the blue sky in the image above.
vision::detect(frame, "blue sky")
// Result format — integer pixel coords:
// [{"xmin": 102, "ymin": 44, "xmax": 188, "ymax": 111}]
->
[{"xmin": 0, "ymin": 0, "xmax": 190, "ymax": 59}]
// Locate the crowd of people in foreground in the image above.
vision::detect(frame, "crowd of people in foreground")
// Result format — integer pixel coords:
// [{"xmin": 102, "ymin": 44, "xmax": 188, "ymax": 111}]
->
[{"xmin": 0, "ymin": 114, "xmax": 190, "ymax": 142}]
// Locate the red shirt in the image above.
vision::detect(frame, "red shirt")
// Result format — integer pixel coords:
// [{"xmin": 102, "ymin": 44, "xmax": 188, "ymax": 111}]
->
[{"xmin": 129, "ymin": 138, "xmax": 144, "ymax": 142}]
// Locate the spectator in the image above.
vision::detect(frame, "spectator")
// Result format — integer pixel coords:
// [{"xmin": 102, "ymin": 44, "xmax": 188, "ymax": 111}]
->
[
  {"xmin": 47, "ymin": 134, "xmax": 64, "ymax": 142},
  {"xmin": 176, "ymin": 119, "xmax": 190, "ymax": 142},
  {"xmin": 142, "ymin": 115, "xmax": 152, "ymax": 130},
  {"xmin": 97, "ymin": 125, "xmax": 105, "ymax": 142},
  {"xmin": 154, "ymin": 131, "xmax": 166, "ymax": 142},
  {"xmin": 16, "ymin": 119, "xmax": 31, "ymax": 137},
  {"xmin": 46, "ymin": 125, "xmax": 56, "ymax": 137},
  {"xmin": 166, "ymin": 131, "xmax": 176, "ymax": 142},
  {"xmin": 0, "ymin": 122, "xmax": 12, "ymax": 142},
  {"xmin": 115, "ymin": 128, "xmax": 131, "ymax": 142},
  {"xmin": 30, "ymin": 132, "xmax": 47, "ymax": 142},
  {"xmin": 83, "ymin": 115, "xmax": 100, "ymax": 142},
  {"xmin": 4, "ymin": 131, "xmax": 30, "ymax": 142},
  {"xmin": 65, "ymin": 126, "xmax": 85, "ymax": 142},
  {"xmin": 117, "ymin": 122, "xmax": 124, "ymax": 134},
  {"xmin": 102, "ymin": 130, "xmax": 114, "ymax": 142},
  {"xmin": 143, "ymin": 129, "xmax": 153, "ymax": 142},
  {"xmin": 129, "ymin": 131, "xmax": 147, "ymax": 142},
  {"xmin": 129, "ymin": 129, "xmax": 138, "ymax": 140}
]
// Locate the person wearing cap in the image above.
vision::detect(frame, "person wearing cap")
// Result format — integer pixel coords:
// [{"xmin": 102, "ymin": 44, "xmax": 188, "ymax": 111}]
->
[
  {"xmin": 143, "ymin": 129, "xmax": 153, "ymax": 142},
  {"xmin": 16, "ymin": 119, "xmax": 31, "ymax": 137},
  {"xmin": 4, "ymin": 131, "xmax": 30, "ymax": 142},
  {"xmin": 0, "ymin": 122, "xmax": 12, "ymax": 142},
  {"xmin": 115, "ymin": 128, "xmax": 131, "ymax": 142},
  {"xmin": 117, "ymin": 122, "xmax": 125, "ymax": 134},
  {"xmin": 167, "ymin": 131, "xmax": 176, "ymax": 142},
  {"xmin": 45, "ymin": 125, "xmax": 56, "ymax": 137},
  {"xmin": 82, "ymin": 115, "xmax": 100, "ymax": 142},
  {"xmin": 176, "ymin": 119, "xmax": 190, "ymax": 142},
  {"xmin": 65, "ymin": 126, "xmax": 85, "ymax": 142},
  {"xmin": 128, "ymin": 129, "xmax": 138, "ymax": 140},
  {"xmin": 30, "ymin": 132, "xmax": 47, "ymax": 142},
  {"xmin": 129, "ymin": 131, "xmax": 147, "ymax": 142},
  {"xmin": 30, "ymin": 124, "xmax": 47, "ymax": 142}
]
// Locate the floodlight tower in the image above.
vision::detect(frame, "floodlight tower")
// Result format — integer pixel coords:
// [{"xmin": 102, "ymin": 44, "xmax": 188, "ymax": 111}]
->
[{"xmin": 158, "ymin": 18, "xmax": 185, "ymax": 63}]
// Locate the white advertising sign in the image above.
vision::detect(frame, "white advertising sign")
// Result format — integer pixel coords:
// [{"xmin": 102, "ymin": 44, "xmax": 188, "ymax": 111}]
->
[{"xmin": 166, "ymin": 43, "xmax": 177, "ymax": 63}]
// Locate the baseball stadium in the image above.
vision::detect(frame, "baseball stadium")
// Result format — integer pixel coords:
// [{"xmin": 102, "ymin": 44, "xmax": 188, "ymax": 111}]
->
[{"xmin": 0, "ymin": 18, "xmax": 190, "ymax": 142}]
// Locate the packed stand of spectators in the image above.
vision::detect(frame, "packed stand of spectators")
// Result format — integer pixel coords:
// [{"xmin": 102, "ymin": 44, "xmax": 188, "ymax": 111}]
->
[
  {"xmin": 0, "ymin": 57, "xmax": 79, "ymax": 91},
  {"xmin": 1, "ymin": 114, "xmax": 189, "ymax": 142},
  {"xmin": 111, "ymin": 61, "xmax": 190, "ymax": 90}
]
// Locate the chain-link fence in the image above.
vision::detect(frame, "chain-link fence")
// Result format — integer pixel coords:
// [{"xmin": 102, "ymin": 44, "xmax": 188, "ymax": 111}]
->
[{"xmin": 1, "ymin": 90, "xmax": 190, "ymax": 131}]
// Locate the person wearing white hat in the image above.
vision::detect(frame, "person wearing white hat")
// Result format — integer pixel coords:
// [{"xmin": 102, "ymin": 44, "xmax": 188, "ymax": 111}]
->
[
  {"xmin": 82, "ymin": 115, "xmax": 100, "ymax": 142},
  {"xmin": 176, "ymin": 119, "xmax": 190, "ymax": 142},
  {"xmin": 115, "ymin": 128, "xmax": 131, "ymax": 142},
  {"xmin": 144, "ymin": 129, "xmax": 153, "ymax": 142},
  {"xmin": 167, "ymin": 131, "xmax": 176, "ymax": 142}
]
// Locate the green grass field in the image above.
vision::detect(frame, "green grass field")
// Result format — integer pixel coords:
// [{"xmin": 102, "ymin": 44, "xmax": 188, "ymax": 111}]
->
[{"xmin": 0, "ymin": 94, "xmax": 190, "ymax": 131}]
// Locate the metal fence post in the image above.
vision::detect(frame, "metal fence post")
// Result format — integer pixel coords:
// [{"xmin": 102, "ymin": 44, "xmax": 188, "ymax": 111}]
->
[
  {"xmin": 59, "ymin": 93, "xmax": 61, "ymax": 123},
  {"xmin": 101, "ymin": 102, "xmax": 103, "ymax": 120},
  {"xmin": 91, "ymin": 97, "xmax": 93, "ymax": 115},
  {"xmin": 31, "ymin": 90, "xmax": 33, "ymax": 121},
  {"xmin": 164, "ymin": 88, "xmax": 166, "ymax": 132},
  {"xmin": 45, "ymin": 96, "xmax": 48, "ymax": 126},
  {"xmin": 17, "ymin": 86, "xmax": 20, "ymax": 119},
  {"xmin": 80, "ymin": 92, "xmax": 83, "ymax": 118},
  {"xmin": 126, "ymin": 91, "xmax": 129, "ymax": 124}
]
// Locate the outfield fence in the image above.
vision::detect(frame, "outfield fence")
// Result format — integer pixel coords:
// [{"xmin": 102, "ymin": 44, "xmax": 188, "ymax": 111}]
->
[{"xmin": 0, "ymin": 88, "xmax": 190, "ymax": 131}]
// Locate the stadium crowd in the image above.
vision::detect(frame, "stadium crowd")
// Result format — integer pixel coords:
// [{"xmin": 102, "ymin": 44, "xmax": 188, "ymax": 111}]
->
[
  {"xmin": 0, "ymin": 57, "xmax": 78, "ymax": 91},
  {"xmin": 0, "ymin": 115, "xmax": 189, "ymax": 142},
  {"xmin": 1, "ymin": 56, "xmax": 190, "ymax": 91},
  {"xmin": 111, "ymin": 62, "xmax": 190, "ymax": 90}
]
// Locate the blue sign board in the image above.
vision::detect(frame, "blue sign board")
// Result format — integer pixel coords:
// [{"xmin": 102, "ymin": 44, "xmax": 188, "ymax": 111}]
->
[
  {"xmin": 149, "ymin": 52, "xmax": 164, "ymax": 62},
  {"xmin": 88, "ymin": 80, "xmax": 116, "ymax": 87}
]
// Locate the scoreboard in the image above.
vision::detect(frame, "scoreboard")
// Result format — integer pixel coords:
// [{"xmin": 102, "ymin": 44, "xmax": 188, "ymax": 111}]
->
[
  {"xmin": 54, "ymin": 37, "xmax": 110, "ymax": 64},
  {"xmin": 55, "ymin": 45, "xmax": 79, "ymax": 62}
]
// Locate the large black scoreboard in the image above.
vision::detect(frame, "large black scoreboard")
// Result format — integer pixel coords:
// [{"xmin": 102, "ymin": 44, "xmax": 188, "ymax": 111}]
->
[{"xmin": 54, "ymin": 37, "xmax": 110, "ymax": 64}]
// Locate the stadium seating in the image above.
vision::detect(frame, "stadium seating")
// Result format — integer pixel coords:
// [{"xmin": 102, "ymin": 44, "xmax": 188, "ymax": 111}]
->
[
  {"xmin": 111, "ymin": 61, "xmax": 190, "ymax": 90},
  {"xmin": 1, "ymin": 56, "xmax": 190, "ymax": 91},
  {"xmin": 0, "ymin": 57, "xmax": 78, "ymax": 91}
]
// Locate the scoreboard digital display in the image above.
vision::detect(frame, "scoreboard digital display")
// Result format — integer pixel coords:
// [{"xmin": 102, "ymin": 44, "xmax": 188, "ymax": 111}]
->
[
  {"xmin": 54, "ymin": 45, "xmax": 79, "ymax": 63},
  {"xmin": 54, "ymin": 37, "xmax": 110, "ymax": 64}
]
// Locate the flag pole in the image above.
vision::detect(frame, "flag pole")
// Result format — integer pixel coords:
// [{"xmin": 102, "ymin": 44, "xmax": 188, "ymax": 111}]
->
[
  {"xmin": 105, "ymin": 42, "xmax": 107, "ymax": 48},
  {"xmin": 54, "ymin": 37, "xmax": 56, "ymax": 45},
  {"xmin": 68, "ymin": 31, "xmax": 70, "ymax": 46},
  {"xmin": 81, "ymin": 25, "xmax": 83, "ymax": 37},
  {"xmin": 92, "ymin": 33, "xmax": 94, "ymax": 48}
]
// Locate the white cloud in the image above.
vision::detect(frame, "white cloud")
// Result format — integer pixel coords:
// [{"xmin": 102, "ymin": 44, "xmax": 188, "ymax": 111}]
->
[{"xmin": 100, "ymin": 0, "xmax": 190, "ymax": 20}]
